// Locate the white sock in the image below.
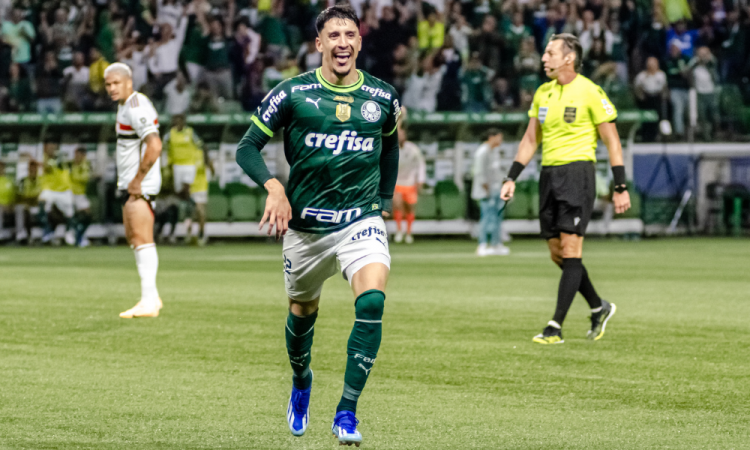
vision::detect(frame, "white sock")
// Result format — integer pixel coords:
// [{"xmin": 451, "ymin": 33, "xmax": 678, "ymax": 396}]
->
[
  {"xmin": 591, "ymin": 306, "xmax": 603, "ymax": 313},
  {"xmin": 134, "ymin": 244, "xmax": 159, "ymax": 304}
]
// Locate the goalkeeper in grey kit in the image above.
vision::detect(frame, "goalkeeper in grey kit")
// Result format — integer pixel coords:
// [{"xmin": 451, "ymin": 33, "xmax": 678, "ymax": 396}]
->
[{"xmin": 235, "ymin": 4, "xmax": 401, "ymax": 446}]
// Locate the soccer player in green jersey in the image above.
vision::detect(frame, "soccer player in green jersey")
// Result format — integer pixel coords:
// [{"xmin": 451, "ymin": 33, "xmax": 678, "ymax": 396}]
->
[
  {"xmin": 235, "ymin": 5, "xmax": 401, "ymax": 446},
  {"xmin": 501, "ymin": 34, "xmax": 631, "ymax": 344}
]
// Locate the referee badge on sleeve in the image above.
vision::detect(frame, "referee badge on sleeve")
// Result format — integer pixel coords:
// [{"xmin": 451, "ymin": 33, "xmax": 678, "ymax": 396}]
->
[
  {"xmin": 564, "ymin": 107, "xmax": 577, "ymax": 123},
  {"xmin": 539, "ymin": 106, "xmax": 548, "ymax": 123}
]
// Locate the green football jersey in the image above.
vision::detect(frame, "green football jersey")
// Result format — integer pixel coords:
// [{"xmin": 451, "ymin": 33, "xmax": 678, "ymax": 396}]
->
[{"xmin": 251, "ymin": 68, "xmax": 402, "ymax": 234}]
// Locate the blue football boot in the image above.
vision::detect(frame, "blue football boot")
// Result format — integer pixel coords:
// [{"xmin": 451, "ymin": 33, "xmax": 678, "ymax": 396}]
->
[
  {"xmin": 332, "ymin": 410, "xmax": 363, "ymax": 447},
  {"xmin": 287, "ymin": 371, "xmax": 312, "ymax": 436}
]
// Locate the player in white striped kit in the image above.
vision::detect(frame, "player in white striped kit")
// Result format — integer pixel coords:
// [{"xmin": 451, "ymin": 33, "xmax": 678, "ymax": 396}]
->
[{"xmin": 104, "ymin": 63, "xmax": 164, "ymax": 318}]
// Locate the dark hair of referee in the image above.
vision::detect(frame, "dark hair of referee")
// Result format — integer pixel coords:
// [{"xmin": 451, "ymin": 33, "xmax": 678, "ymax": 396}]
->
[{"xmin": 549, "ymin": 33, "xmax": 583, "ymax": 73}]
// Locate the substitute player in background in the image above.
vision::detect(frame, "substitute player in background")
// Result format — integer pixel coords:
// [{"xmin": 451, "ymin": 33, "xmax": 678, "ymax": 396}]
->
[
  {"xmin": 393, "ymin": 109, "xmax": 425, "ymax": 244},
  {"xmin": 39, "ymin": 142, "xmax": 76, "ymax": 246},
  {"xmin": 501, "ymin": 34, "xmax": 630, "ymax": 344},
  {"xmin": 104, "ymin": 63, "xmax": 164, "ymax": 319},
  {"xmin": 235, "ymin": 5, "xmax": 400, "ymax": 446},
  {"xmin": 185, "ymin": 147, "xmax": 213, "ymax": 245},
  {"xmin": 70, "ymin": 147, "xmax": 93, "ymax": 247}
]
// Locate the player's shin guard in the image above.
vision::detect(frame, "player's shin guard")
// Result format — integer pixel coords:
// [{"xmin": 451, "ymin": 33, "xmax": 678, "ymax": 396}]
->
[
  {"xmin": 134, "ymin": 244, "xmax": 160, "ymax": 302},
  {"xmin": 286, "ymin": 309, "xmax": 317, "ymax": 389},
  {"xmin": 552, "ymin": 258, "xmax": 584, "ymax": 326},
  {"xmin": 337, "ymin": 290, "xmax": 385, "ymax": 414}
]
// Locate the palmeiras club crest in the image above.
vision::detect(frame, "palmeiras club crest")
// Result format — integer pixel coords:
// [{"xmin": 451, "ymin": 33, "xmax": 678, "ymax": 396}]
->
[{"xmin": 361, "ymin": 101, "xmax": 381, "ymax": 122}]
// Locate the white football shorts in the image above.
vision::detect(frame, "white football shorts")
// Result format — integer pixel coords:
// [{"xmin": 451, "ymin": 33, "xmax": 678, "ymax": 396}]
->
[
  {"xmin": 39, "ymin": 189, "xmax": 74, "ymax": 218},
  {"xmin": 282, "ymin": 216, "xmax": 391, "ymax": 302},
  {"xmin": 191, "ymin": 190, "xmax": 208, "ymax": 205},
  {"xmin": 173, "ymin": 164, "xmax": 197, "ymax": 192},
  {"xmin": 74, "ymin": 194, "xmax": 91, "ymax": 211}
]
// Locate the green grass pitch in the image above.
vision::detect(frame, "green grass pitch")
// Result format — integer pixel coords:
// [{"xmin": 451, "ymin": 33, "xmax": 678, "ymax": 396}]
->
[{"xmin": 1, "ymin": 238, "xmax": 748, "ymax": 449}]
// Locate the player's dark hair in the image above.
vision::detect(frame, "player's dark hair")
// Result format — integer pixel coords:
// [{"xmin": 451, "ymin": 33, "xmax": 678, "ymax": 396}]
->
[
  {"xmin": 550, "ymin": 33, "xmax": 583, "ymax": 73},
  {"xmin": 483, "ymin": 128, "xmax": 502, "ymax": 141},
  {"xmin": 315, "ymin": 4, "xmax": 360, "ymax": 34}
]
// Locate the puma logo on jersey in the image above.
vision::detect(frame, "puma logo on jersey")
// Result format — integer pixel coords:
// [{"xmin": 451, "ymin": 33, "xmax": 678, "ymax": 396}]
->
[
  {"xmin": 304, "ymin": 131, "xmax": 375, "ymax": 155},
  {"xmin": 306, "ymin": 98, "xmax": 320, "ymax": 109},
  {"xmin": 261, "ymin": 91, "xmax": 287, "ymax": 122},
  {"xmin": 301, "ymin": 207, "xmax": 361, "ymax": 223}
]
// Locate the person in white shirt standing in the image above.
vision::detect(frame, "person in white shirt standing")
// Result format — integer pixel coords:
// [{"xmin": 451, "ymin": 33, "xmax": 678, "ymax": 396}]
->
[
  {"xmin": 104, "ymin": 62, "xmax": 164, "ymax": 319},
  {"xmin": 471, "ymin": 128, "xmax": 509, "ymax": 256},
  {"xmin": 393, "ymin": 122, "xmax": 425, "ymax": 244}
]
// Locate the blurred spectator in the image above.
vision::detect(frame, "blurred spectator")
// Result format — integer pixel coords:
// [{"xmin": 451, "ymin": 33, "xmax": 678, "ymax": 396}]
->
[
  {"xmin": 39, "ymin": 7, "xmax": 77, "ymax": 69},
  {"xmin": 437, "ymin": 35, "xmax": 463, "ymax": 111},
  {"xmin": 696, "ymin": 15, "xmax": 716, "ymax": 48},
  {"xmin": 665, "ymin": 41, "xmax": 690, "ymax": 139},
  {"xmin": 1, "ymin": 7, "xmax": 35, "ymax": 79},
  {"xmin": 417, "ymin": 1, "xmax": 444, "ymax": 50},
  {"xmin": 157, "ymin": 0, "xmax": 185, "ymax": 29},
  {"xmin": 37, "ymin": 50, "xmax": 64, "ymax": 114},
  {"xmin": 392, "ymin": 41, "xmax": 418, "ymax": 95},
  {"xmin": 514, "ymin": 37, "xmax": 541, "ymax": 99},
  {"xmin": 164, "ymin": 71, "xmax": 192, "ymax": 115},
  {"xmin": 189, "ymin": 81, "xmax": 219, "ymax": 113},
  {"xmin": 492, "ymin": 77, "xmax": 517, "ymax": 110},
  {"xmin": 448, "ymin": 13, "xmax": 472, "ymax": 62},
  {"xmin": 582, "ymin": 38, "xmax": 609, "ymax": 78},
  {"xmin": 197, "ymin": 11, "xmax": 234, "ymax": 99},
  {"xmin": 234, "ymin": 18, "xmax": 261, "ymax": 69},
  {"xmin": 148, "ymin": 16, "xmax": 189, "ymax": 96},
  {"xmin": 604, "ymin": 18, "xmax": 628, "ymax": 84},
  {"xmin": 6, "ymin": 62, "xmax": 33, "ymax": 112},
  {"xmin": 15, "ymin": 159, "xmax": 41, "ymax": 244},
  {"xmin": 62, "ymin": 51, "xmax": 90, "ymax": 111},
  {"xmin": 403, "ymin": 51, "xmax": 443, "ymax": 113},
  {"xmin": 296, "ymin": 40, "xmax": 321, "ymax": 73},
  {"xmin": 578, "ymin": 10, "xmax": 602, "ymax": 56},
  {"xmin": 262, "ymin": 55, "xmax": 286, "ymax": 92},
  {"xmin": 182, "ymin": 4, "xmax": 208, "ymax": 86},
  {"xmin": 88, "ymin": 47, "xmax": 109, "ymax": 109},
  {"xmin": 634, "ymin": 56, "xmax": 667, "ymax": 141},
  {"xmin": 504, "ymin": 12, "xmax": 532, "ymax": 63},
  {"xmin": 461, "ymin": 52, "xmax": 493, "ymax": 112},
  {"xmin": 666, "ymin": 20, "xmax": 698, "ymax": 58},
  {"xmin": 119, "ymin": 39, "xmax": 148, "ymax": 90},
  {"xmin": 470, "ymin": 15, "xmax": 502, "ymax": 74},
  {"xmin": 719, "ymin": 11, "xmax": 745, "ymax": 83},
  {"xmin": 688, "ymin": 46, "xmax": 720, "ymax": 141}
]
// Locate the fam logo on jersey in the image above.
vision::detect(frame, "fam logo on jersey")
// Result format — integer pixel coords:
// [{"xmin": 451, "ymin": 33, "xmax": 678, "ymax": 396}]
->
[
  {"xmin": 304, "ymin": 131, "xmax": 375, "ymax": 155},
  {"xmin": 261, "ymin": 90, "xmax": 287, "ymax": 122},
  {"xmin": 291, "ymin": 83, "xmax": 321, "ymax": 92},
  {"xmin": 301, "ymin": 207, "xmax": 361, "ymax": 223},
  {"xmin": 361, "ymin": 101, "xmax": 381, "ymax": 122},
  {"xmin": 601, "ymin": 99, "xmax": 614, "ymax": 115},
  {"xmin": 564, "ymin": 107, "xmax": 577, "ymax": 124},
  {"xmin": 361, "ymin": 85, "xmax": 391, "ymax": 100}
]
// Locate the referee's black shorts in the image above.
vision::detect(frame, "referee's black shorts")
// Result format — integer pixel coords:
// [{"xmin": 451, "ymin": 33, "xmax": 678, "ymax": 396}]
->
[{"xmin": 538, "ymin": 161, "xmax": 596, "ymax": 240}]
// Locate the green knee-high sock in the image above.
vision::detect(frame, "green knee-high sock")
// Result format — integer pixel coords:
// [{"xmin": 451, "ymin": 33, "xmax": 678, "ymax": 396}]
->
[
  {"xmin": 286, "ymin": 309, "xmax": 317, "ymax": 390},
  {"xmin": 337, "ymin": 290, "xmax": 385, "ymax": 414}
]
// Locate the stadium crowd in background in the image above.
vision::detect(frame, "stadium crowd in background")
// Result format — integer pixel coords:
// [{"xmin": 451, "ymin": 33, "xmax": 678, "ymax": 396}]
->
[{"xmin": 1, "ymin": 0, "xmax": 749, "ymax": 142}]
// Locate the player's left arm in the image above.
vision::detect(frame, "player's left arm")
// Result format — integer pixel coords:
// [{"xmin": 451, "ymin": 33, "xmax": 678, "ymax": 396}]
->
[
  {"xmin": 379, "ymin": 92, "xmax": 403, "ymax": 218},
  {"xmin": 128, "ymin": 100, "xmax": 162, "ymax": 197}
]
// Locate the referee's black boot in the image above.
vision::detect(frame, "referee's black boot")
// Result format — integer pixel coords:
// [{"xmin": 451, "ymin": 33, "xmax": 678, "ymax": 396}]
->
[
  {"xmin": 532, "ymin": 324, "xmax": 564, "ymax": 345},
  {"xmin": 588, "ymin": 299, "xmax": 617, "ymax": 341}
]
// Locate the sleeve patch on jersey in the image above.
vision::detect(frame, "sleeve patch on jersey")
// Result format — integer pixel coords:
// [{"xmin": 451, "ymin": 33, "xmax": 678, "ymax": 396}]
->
[
  {"xmin": 118, "ymin": 122, "xmax": 133, "ymax": 131},
  {"xmin": 601, "ymin": 99, "xmax": 614, "ymax": 115}
]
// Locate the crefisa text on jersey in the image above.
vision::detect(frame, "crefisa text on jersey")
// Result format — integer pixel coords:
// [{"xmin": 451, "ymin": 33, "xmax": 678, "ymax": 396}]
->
[
  {"xmin": 361, "ymin": 85, "xmax": 391, "ymax": 100},
  {"xmin": 304, "ymin": 130, "xmax": 375, "ymax": 155},
  {"xmin": 261, "ymin": 91, "xmax": 287, "ymax": 121}
]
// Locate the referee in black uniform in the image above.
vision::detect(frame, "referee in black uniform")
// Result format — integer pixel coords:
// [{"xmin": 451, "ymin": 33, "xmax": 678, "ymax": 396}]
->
[{"xmin": 501, "ymin": 34, "xmax": 631, "ymax": 344}]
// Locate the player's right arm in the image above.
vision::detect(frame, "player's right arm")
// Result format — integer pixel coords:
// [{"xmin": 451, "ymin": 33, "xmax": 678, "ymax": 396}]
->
[{"xmin": 236, "ymin": 82, "xmax": 292, "ymax": 238}]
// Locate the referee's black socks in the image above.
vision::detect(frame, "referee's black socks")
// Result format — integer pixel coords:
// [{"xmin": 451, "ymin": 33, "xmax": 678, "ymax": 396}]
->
[
  {"xmin": 554, "ymin": 261, "xmax": 603, "ymax": 311},
  {"xmin": 553, "ymin": 258, "xmax": 584, "ymax": 326}
]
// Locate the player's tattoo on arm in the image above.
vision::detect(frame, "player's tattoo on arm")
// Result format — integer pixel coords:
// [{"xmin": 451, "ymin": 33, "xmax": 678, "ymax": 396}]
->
[{"xmin": 137, "ymin": 132, "xmax": 162, "ymax": 179}]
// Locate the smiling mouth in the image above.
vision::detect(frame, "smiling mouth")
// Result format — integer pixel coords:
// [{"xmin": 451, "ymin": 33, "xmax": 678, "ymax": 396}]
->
[{"xmin": 334, "ymin": 52, "xmax": 351, "ymax": 65}]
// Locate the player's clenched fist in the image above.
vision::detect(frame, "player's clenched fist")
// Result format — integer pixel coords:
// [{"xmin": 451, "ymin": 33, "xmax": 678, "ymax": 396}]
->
[
  {"xmin": 500, "ymin": 181, "xmax": 515, "ymax": 201},
  {"xmin": 261, "ymin": 178, "xmax": 292, "ymax": 239}
]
